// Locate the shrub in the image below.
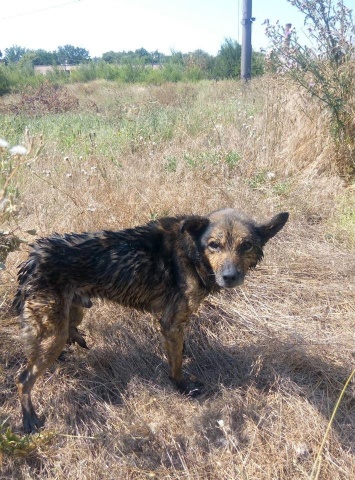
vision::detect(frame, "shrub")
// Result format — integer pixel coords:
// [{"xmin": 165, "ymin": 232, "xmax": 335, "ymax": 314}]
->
[
  {"xmin": 265, "ymin": 0, "xmax": 355, "ymax": 175},
  {"xmin": 8, "ymin": 82, "xmax": 79, "ymax": 116},
  {"xmin": 0, "ymin": 65, "xmax": 11, "ymax": 96}
]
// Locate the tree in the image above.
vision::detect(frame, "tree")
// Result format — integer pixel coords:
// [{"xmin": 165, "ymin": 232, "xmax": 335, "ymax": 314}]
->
[
  {"xmin": 134, "ymin": 48, "xmax": 151, "ymax": 64},
  {"xmin": 185, "ymin": 50, "xmax": 213, "ymax": 71},
  {"xmin": 4, "ymin": 45, "xmax": 28, "ymax": 63},
  {"xmin": 56, "ymin": 45, "xmax": 90, "ymax": 65},
  {"xmin": 150, "ymin": 50, "xmax": 162, "ymax": 65},
  {"xmin": 252, "ymin": 51, "xmax": 265, "ymax": 76},
  {"xmin": 31, "ymin": 49, "xmax": 57, "ymax": 66},
  {"xmin": 213, "ymin": 38, "xmax": 242, "ymax": 79},
  {"xmin": 0, "ymin": 65, "xmax": 10, "ymax": 95},
  {"xmin": 102, "ymin": 51, "xmax": 121, "ymax": 64},
  {"xmin": 18, "ymin": 53, "xmax": 37, "ymax": 74},
  {"xmin": 169, "ymin": 50, "xmax": 184, "ymax": 65}
]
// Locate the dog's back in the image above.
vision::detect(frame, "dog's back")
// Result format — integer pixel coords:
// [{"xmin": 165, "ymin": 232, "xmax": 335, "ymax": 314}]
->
[{"xmin": 13, "ymin": 217, "xmax": 206, "ymax": 315}]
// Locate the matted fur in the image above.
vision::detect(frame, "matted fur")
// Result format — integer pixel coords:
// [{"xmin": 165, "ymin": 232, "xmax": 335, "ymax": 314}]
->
[{"xmin": 13, "ymin": 208, "xmax": 288, "ymax": 433}]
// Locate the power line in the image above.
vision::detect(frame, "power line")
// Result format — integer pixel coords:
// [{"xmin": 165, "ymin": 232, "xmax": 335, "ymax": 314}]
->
[{"xmin": 0, "ymin": 0, "xmax": 82, "ymax": 21}]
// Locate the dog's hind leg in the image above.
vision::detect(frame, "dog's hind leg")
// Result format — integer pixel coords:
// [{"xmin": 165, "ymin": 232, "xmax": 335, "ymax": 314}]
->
[{"xmin": 17, "ymin": 297, "xmax": 69, "ymax": 433}]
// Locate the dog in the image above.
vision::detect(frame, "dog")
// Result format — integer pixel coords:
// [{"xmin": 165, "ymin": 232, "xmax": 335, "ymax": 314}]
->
[{"xmin": 13, "ymin": 208, "xmax": 289, "ymax": 433}]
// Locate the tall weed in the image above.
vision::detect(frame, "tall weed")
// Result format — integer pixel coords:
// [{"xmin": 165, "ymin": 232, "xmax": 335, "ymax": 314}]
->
[{"xmin": 265, "ymin": 0, "xmax": 355, "ymax": 175}]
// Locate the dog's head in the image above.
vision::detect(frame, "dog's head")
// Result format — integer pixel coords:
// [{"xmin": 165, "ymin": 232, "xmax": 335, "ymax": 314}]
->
[{"xmin": 181, "ymin": 208, "xmax": 289, "ymax": 289}]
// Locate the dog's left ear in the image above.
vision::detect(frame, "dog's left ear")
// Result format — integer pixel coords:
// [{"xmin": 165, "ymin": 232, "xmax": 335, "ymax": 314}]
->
[
  {"xmin": 181, "ymin": 216, "xmax": 210, "ymax": 236},
  {"xmin": 257, "ymin": 212, "xmax": 289, "ymax": 244}
]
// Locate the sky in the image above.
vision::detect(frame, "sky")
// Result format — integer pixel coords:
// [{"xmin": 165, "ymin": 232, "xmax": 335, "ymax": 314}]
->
[{"xmin": 1, "ymin": 0, "xmax": 355, "ymax": 58}]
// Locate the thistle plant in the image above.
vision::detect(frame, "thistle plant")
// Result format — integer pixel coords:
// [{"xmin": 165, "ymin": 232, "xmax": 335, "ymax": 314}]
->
[
  {"xmin": 264, "ymin": 0, "xmax": 355, "ymax": 174},
  {"xmin": 0, "ymin": 135, "xmax": 32, "ymax": 268},
  {"xmin": 0, "ymin": 137, "xmax": 28, "ymax": 220}
]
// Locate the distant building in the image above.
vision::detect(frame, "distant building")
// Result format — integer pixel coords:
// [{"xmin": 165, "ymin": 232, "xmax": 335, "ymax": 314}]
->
[{"xmin": 34, "ymin": 64, "xmax": 80, "ymax": 75}]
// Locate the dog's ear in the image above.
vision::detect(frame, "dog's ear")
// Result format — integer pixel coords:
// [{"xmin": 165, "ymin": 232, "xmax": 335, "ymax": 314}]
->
[
  {"xmin": 181, "ymin": 216, "xmax": 210, "ymax": 236},
  {"xmin": 256, "ymin": 212, "xmax": 289, "ymax": 244}
]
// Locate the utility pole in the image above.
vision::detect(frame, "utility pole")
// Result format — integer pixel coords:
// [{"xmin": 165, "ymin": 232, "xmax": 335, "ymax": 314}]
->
[{"xmin": 241, "ymin": 0, "xmax": 254, "ymax": 81}]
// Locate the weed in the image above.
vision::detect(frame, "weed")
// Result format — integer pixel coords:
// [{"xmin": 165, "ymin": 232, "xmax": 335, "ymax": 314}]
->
[
  {"xmin": 224, "ymin": 150, "xmax": 240, "ymax": 167},
  {"xmin": 247, "ymin": 171, "xmax": 268, "ymax": 190},
  {"xmin": 164, "ymin": 155, "xmax": 178, "ymax": 172},
  {"xmin": 0, "ymin": 136, "xmax": 27, "ymax": 221},
  {"xmin": 273, "ymin": 181, "xmax": 291, "ymax": 197},
  {"xmin": 0, "ymin": 424, "xmax": 37, "ymax": 457},
  {"xmin": 0, "ymin": 421, "xmax": 53, "ymax": 458}
]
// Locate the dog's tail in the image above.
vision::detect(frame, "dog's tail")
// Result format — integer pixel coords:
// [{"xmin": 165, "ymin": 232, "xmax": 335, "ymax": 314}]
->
[{"xmin": 12, "ymin": 256, "xmax": 37, "ymax": 315}]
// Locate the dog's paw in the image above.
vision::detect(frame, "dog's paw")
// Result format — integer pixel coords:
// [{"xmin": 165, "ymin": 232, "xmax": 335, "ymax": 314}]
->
[
  {"xmin": 58, "ymin": 350, "xmax": 68, "ymax": 362},
  {"xmin": 176, "ymin": 378, "xmax": 204, "ymax": 398},
  {"xmin": 23, "ymin": 412, "xmax": 44, "ymax": 435},
  {"xmin": 67, "ymin": 327, "xmax": 89, "ymax": 349}
]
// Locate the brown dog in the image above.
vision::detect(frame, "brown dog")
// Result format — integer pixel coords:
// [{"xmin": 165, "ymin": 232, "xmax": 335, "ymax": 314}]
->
[{"xmin": 13, "ymin": 208, "xmax": 289, "ymax": 433}]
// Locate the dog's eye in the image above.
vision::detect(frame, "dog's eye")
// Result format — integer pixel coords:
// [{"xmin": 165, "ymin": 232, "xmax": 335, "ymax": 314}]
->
[
  {"xmin": 241, "ymin": 241, "xmax": 253, "ymax": 252},
  {"xmin": 208, "ymin": 241, "xmax": 221, "ymax": 251}
]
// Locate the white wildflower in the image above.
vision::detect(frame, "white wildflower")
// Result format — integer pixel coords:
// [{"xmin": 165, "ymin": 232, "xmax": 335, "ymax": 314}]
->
[
  {"xmin": 10, "ymin": 145, "xmax": 27, "ymax": 156},
  {"xmin": 0, "ymin": 138, "xmax": 10, "ymax": 149}
]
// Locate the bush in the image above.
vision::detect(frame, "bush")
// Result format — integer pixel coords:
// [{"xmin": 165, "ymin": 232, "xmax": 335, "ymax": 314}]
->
[
  {"xmin": 0, "ymin": 65, "xmax": 11, "ymax": 96},
  {"xmin": 8, "ymin": 82, "xmax": 79, "ymax": 116},
  {"xmin": 265, "ymin": 0, "xmax": 355, "ymax": 175}
]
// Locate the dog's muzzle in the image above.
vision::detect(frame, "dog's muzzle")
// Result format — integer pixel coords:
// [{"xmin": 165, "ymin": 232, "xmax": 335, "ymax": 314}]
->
[{"xmin": 216, "ymin": 265, "xmax": 245, "ymax": 288}]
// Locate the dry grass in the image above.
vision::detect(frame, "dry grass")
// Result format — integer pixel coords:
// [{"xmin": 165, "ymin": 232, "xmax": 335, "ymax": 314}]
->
[{"xmin": 0, "ymin": 76, "xmax": 354, "ymax": 479}]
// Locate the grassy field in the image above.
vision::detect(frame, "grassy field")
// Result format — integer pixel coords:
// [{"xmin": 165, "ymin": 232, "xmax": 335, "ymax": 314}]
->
[{"xmin": 0, "ymin": 78, "xmax": 354, "ymax": 479}]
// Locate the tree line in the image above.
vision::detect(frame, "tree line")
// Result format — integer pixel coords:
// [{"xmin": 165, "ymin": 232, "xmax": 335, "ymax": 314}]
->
[{"xmin": 0, "ymin": 39, "xmax": 264, "ymax": 81}]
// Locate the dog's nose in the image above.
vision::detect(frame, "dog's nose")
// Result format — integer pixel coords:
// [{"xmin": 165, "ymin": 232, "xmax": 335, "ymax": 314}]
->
[
  {"xmin": 221, "ymin": 266, "xmax": 244, "ymax": 288},
  {"xmin": 222, "ymin": 272, "xmax": 237, "ymax": 284}
]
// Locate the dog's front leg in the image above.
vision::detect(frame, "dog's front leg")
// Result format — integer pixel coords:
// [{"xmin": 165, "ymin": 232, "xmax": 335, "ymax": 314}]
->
[{"xmin": 160, "ymin": 309, "xmax": 203, "ymax": 397}]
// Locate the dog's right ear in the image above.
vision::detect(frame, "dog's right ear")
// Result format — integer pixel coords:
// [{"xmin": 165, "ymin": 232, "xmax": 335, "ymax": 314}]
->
[{"xmin": 181, "ymin": 216, "xmax": 210, "ymax": 236}]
